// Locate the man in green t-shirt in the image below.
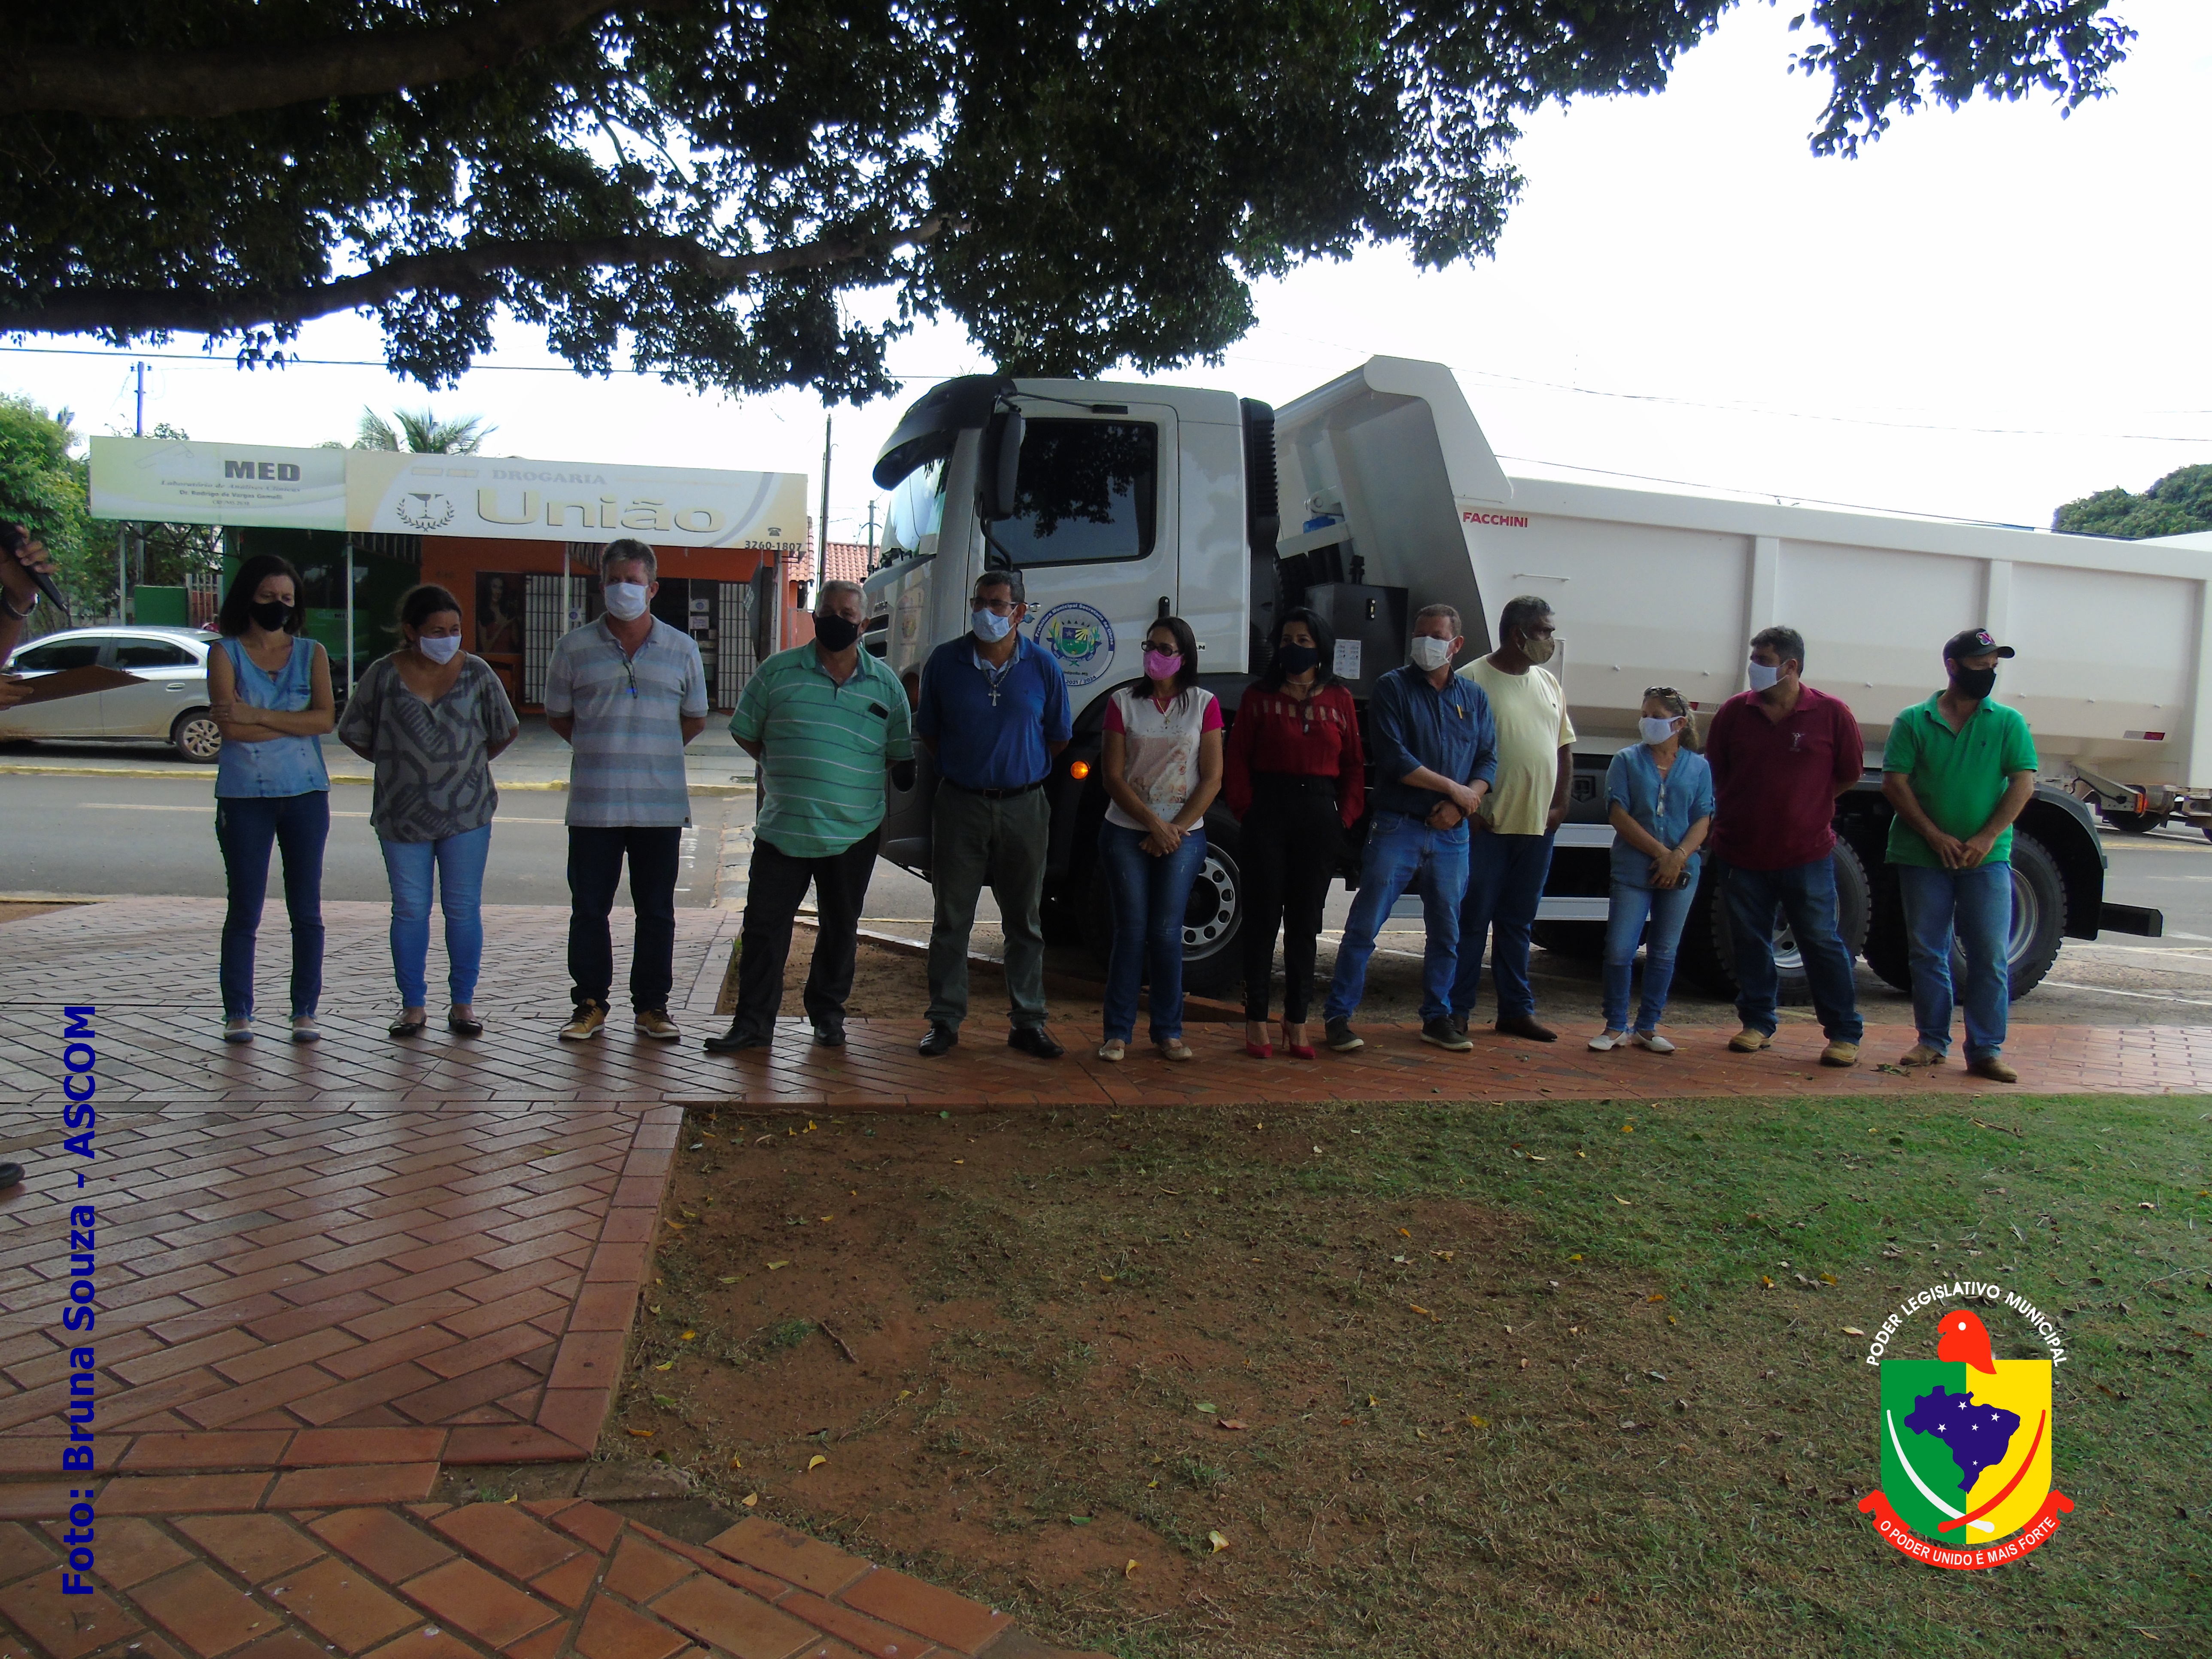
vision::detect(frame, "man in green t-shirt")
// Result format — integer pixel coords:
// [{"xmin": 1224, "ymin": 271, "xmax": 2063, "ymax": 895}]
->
[
  {"xmin": 1879, "ymin": 628, "xmax": 2038, "ymax": 1083},
  {"xmin": 705, "ymin": 580, "xmax": 914, "ymax": 1054}
]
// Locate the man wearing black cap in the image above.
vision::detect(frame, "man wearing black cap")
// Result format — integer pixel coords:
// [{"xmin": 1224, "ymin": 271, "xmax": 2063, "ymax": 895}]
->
[{"xmin": 1879, "ymin": 629, "xmax": 2038, "ymax": 1083}]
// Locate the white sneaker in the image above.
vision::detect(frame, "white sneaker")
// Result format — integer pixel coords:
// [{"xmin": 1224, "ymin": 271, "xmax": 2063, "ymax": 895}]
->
[
  {"xmin": 1588, "ymin": 1030, "xmax": 1627, "ymax": 1051},
  {"xmin": 1630, "ymin": 1030, "xmax": 1676, "ymax": 1054}
]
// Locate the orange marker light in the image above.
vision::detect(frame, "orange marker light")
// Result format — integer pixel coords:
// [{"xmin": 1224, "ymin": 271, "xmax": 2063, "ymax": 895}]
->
[{"xmin": 1070, "ymin": 760, "xmax": 1091, "ymax": 780}]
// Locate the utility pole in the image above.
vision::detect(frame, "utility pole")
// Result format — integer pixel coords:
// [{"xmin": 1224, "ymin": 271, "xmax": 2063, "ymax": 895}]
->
[
  {"xmin": 865, "ymin": 500, "xmax": 878, "ymax": 570},
  {"xmin": 816, "ymin": 411, "xmax": 832, "ymax": 595},
  {"xmin": 133, "ymin": 361, "xmax": 146, "ymax": 436},
  {"xmin": 121, "ymin": 360, "xmax": 146, "ymax": 622}
]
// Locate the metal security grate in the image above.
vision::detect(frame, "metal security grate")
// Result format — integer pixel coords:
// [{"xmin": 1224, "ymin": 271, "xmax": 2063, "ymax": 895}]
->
[
  {"xmin": 523, "ymin": 573, "xmax": 566, "ymax": 704},
  {"xmin": 716, "ymin": 578, "xmax": 758, "ymax": 708}
]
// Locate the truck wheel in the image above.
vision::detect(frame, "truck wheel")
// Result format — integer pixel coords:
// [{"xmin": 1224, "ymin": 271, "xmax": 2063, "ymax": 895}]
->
[
  {"xmin": 1681, "ymin": 842, "xmax": 1870, "ymax": 1004},
  {"xmin": 1529, "ymin": 921, "xmax": 1606, "ymax": 960},
  {"xmin": 1852, "ymin": 834, "xmax": 2068, "ymax": 1000},
  {"xmin": 1079, "ymin": 812, "xmax": 1246, "ymax": 999}
]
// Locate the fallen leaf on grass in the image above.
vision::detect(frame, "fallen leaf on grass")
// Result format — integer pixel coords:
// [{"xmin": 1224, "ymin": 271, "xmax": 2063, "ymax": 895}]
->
[
  {"xmin": 807, "ymin": 1455, "xmax": 827, "ymax": 1471},
  {"xmin": 1409, "ymin": 1305, "xmax": 1441, "ymax": 1323},
  {"xmin": 742, "ymin": 1492, "xmax": 758, "ymax": 1507},
  {"xmin": 1646, "ymin": 1293, "xmax": 1666, "ymax": 1304},
  {"xmin": 717, "ymin": 1275, "xmax": 743, "ymax": 1285},
  {"xmin": 681, "ymin": 1331, "xmax": 696, "ymax": 1341},
  {"xmin": 729, "ymin": 1455, "xmax": 743, "ymax": 1468},
  {"xmin": 819, "ymin": 1215, "xmax": 835, "ymax": 1222},
  {"xmin": 954, "ymin": 1158, "xmax": 965, "ymax": 1165},
  {"xmin": 1431, "ymin": 1251, "xmax": 1455, "ymax": 1261},
  {"xmin": 1466, "ymin": 1413, "xmax": 1487, "ymax": 1428},
  {"xmin": 766, "ymin": 1261, "xmax": 790, "ymax": 1271},
  {"xmin": 1567, "ymin": 1253, "xmax": 1583, "ymax": 1261},
  {"xmin": 652, "ymin": 1361, "xmax": 673, "ymax": 1372},
  {"xmin": 1760, "ymin": 1276, "xmax": 1774, "ymax": 1288},
  {"xmin": 1124, "ymin": 1560, "xmax": 1139, "ymax": 1577},
  {"xmin": 1843, "ymin": 1327, "xmax": 1866, "ymax": 1337},
  {"xmin": 627, "ymin": 1429, "xmax": 654, "ymax": 1438},
  {"xmin": 1194, "ymin": 1401, "xmax": 1217, "ymax": 1413},
  {"xmin": 1614, "ymin": 1197, "xmax": 1632, "ymax": 1206},
  {"xmin": 1218, "ymin": 1419, "xmax": 1250, "ymax": 1431},
  {"xmin": 1208, "ymin": 1531, "xmax": 1230, "ymax": 1553},
  {"xmin": 1068, "ymin": 1516, "xmax": 1093, "ymax": 1526}
]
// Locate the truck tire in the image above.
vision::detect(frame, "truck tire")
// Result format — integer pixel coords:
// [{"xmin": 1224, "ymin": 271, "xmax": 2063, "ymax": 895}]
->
[
  {"xmin": 1860, "ymin": 833, "xmax": 2068, "ymax": 1000},
  {"xmin": 1529, "ymin": 921, "xmax": 1606, "ymax": 960},
  {"xmin": 1680, "ymin": 842, "xmax": 1870, "ymax": 1004},
  {"xmin": 1080, "ymin": 810, "xmax": 1247, "ymax": 999},
  {"xmin": 2103, "ymin": 809, "xmax": 2165, "ymax": 834}
]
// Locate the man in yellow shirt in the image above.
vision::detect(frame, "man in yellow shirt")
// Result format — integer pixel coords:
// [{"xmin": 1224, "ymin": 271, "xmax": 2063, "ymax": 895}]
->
[{"xmin": 1449, "ymin": 595, "xmax": 1576, "ymax": 1041}]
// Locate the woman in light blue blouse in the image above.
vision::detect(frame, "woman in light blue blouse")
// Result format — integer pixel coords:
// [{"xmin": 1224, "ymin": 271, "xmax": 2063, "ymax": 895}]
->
[
  {"xmin": 1591, "ymin": 687, "xmax": 1714, "ymax": 1053},
  {"xmin": 207, "ymin": 553, "xmax": 337, "ymax": 1044}
]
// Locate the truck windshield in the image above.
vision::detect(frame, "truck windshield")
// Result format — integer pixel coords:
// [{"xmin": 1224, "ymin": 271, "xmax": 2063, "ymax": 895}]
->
[
  {"xmin": 996, "ymin": 419, "xmax": 1157, "ymax": 566},
  {"xmin": 878, "ymin": 460, "xmax": 945, "ymax": 568}
]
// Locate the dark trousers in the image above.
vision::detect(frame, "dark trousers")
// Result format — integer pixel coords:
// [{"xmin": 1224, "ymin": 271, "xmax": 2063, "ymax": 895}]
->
[
  {"xmin": 1451, "ymin": 829, "xmax": 1556, "ymax": 1020},
  {"xmin": 1239, "ymin": 774, "xmax": 1341, "ymax": 1023},
  {"xmin": 927, "ymin": 784, "xmax": 1050, "ymax": 1030},
  {"xmin": 728, "ymin": 829, "xmax": 881, "ymax": 1039},
  {"xmin": 215, "ymin": 792, "xmax": 329, "ymax": 1021},
  {"xmin": 567, "ymin": 825, "xmax": 683, "ymax": 1013}
]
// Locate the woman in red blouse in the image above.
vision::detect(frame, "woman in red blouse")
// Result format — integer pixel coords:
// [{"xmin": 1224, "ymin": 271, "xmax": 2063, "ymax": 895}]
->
[{"xmin": 1225, "ymin": 608, "xmax": 1365, "ymax": 1057}]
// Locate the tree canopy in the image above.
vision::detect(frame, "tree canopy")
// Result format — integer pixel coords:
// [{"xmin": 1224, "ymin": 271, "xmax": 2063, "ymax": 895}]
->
[
  {"xmin": 356, "ymin": 406, "xmax": 496, "ymax": 452},
  {"xmin": 2053, "ymin": 464, "xmax": 2212, "ymax": 540},
  {"xmin": 0, "ymin": 396, "xmax": 95, "ymax": 622},
  {"xmin": 2, "ymin": 1, "xmax": 2134, "ymax": 399}
]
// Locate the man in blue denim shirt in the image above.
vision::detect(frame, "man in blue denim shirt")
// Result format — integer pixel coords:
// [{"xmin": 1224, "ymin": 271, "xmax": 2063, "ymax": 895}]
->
[{"xmin": 1324, "ymin": 604, "xmax": 1497, "ymax": 1054}]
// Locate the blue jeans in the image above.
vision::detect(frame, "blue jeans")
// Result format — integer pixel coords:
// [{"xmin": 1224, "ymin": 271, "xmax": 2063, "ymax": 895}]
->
[
  {"xmin": 1603, "ymin": 878, "xmax": 1696, "ymax": 1033},
  {"xmin": 1099, "ymin": 820, "xmax": 1206, "ymax": 1042},
  {"xmin": 380, "ymin": 825, "xmax": 493, "ymax": 1007},
  {"xmin": 215, "ymin": 791, "xmax": 329, "ymax": 1021},
  {"xmin": 1718, "ymin": 853, "xmax": 1863, "ymax": 1042},
  {"xmin": 1325, "ymin": 811, "xmax": 1469, "ymax": 1024},
  {"xmin": 1897, "ymin": 863, "xmax": 2012, "ymax": 1059},
  {"xmin": 1451, "ymin": 830, "xmax": 1556, "ymax": 1020}
]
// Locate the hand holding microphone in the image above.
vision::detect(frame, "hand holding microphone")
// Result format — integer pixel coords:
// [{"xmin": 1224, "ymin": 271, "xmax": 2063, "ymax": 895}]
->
[{"xmin": 0, "ymin": 521, "xmax": 69, "ymax": 626}]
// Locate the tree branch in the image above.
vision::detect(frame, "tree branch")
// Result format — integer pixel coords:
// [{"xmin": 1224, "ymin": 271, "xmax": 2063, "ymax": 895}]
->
[
  {"xmin": 0, "ymin": 221, "xmax": 953, "ymax": 338},
  {"xmin": 19, "ymin": 0, "xmax": 695, "ymax": 118}
]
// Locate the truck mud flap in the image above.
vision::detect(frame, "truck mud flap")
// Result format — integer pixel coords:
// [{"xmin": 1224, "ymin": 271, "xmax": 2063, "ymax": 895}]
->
[{"xmin": 2099, "ymin": 901, "xmax": 2164, "ymax": 937}]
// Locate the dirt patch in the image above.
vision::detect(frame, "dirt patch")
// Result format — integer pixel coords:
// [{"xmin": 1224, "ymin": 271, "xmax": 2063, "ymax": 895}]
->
[
  {"xmin": 609, "ymin": 1106, "xmax": 1892, "ymax": 1656},
  {"xmin": 0, "ymin": 901, "xmax": 81, "ymax": 925}
]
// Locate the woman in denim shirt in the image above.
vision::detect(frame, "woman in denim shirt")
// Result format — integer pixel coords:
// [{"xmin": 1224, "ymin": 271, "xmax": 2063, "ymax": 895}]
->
[
  {"xmin": 1591, "ymin": 687, "xmax": 1714, "ymax": 1053},
  {"xmin": 208, "ymin": 554, "xmax": 336, "ymax": 1043}
]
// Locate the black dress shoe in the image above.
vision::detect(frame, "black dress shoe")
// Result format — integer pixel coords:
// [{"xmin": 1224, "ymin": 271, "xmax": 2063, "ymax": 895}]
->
[
  {"xmin": 1007, "ymin": 1025, "xmax": 1064, "ymax": 1059},
  {"xmin": 919, "ymin": 1022, "xmax": 960, "ymax": 1057},
  {"xmin": 0, "ymin": 1163, "xmax": 21, "ymax": 1191},
  {"xmin": 1496, "ymin": 1013, "xmax": 1559, "ymax": 1043},
  {"xmin": 812, "ymin": 1024, "xmax": 846, "ymax": 1048},
  {"xmin": 702, "ymin": 1024, "xmax": 773, "ymax": 1054}
]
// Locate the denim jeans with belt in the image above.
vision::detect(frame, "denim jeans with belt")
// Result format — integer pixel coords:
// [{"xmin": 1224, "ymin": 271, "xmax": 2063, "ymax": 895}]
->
[
  {"xmin": 1602, "ymin": 876, "xmax": 1696, "ymax": 1033},
  {"xmin": 1897, "ymin": 862, "xmax": 2013, "ymax": 1060},
  {"xmin": 1099, "ymin": 820, "xmax": 1207, "ymax": 1043},
  {"xmin": 379, "ymin": 824, "xmax": 492, "ymax": 1008},
  {"xmin": 215, "ymin": 791, "xmax": 329, "ymax": 1021},
  {"xmin": 1325, "ymin": 810, "xmax": 1469, "ymax": 1024},
  {"xmin": 1717, "ymin": 852, "xmax": 1864, "ymax": 1042}
]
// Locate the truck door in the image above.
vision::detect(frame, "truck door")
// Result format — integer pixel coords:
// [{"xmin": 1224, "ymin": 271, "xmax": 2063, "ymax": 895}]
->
[{"xmin": 999, "ymin": 404, "xmax": 1178, "ymax": 714}]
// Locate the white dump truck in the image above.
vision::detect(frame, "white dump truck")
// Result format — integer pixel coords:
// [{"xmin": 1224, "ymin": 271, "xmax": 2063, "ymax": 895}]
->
[{"xmin": 861, "ymin": 356, "xmax": 2165, "ymax": 997}]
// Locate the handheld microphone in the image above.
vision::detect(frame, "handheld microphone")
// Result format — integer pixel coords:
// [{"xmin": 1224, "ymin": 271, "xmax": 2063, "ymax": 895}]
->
[{"xmin": 0, "ymin": 522, "xmax": 70, "ymax": 627}]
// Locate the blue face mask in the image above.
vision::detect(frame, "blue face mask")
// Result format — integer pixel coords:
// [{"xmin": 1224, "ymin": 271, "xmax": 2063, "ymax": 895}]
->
[{"xmin": 972, "ymin": 606, "xmax": 1014, "ymax": 643}]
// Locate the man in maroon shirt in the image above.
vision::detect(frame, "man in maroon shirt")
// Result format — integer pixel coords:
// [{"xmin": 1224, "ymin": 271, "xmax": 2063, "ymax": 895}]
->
[{"xmin": 1704, "ymin": 625, "xmax": 1866, "ymax": 1066}]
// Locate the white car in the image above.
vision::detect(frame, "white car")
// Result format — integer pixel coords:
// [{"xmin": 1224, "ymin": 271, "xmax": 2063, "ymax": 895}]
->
[{"xmin": 0, "ymin": 625, "xmax": 225, "ymax": 762}]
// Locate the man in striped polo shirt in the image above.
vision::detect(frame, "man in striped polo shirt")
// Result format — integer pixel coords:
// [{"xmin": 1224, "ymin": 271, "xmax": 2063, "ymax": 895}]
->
[{"xmin": 705, "ymin": 580, "xmax": 914, "ymax": 1052}]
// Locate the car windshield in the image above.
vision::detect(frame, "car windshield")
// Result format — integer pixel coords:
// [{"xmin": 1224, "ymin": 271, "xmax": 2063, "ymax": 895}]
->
[{"xmin": 877, "ymin": 460, "xmax": 945, "ymax": 568}]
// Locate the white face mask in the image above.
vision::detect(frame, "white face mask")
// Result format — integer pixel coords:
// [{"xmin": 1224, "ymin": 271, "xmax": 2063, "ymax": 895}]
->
[
  {"xmin": 603, "ymin": 581, "xmax": 650, "ymax": 622},
  {"xmin": 418, "ymin": 634, "xmax": 462, "ymax": 665},
  {"xmin": 1408, "ymin": 635, "xmax": 1454, "ymax": 672},
  {"xmin": 1747, "ymin": 659, "xmax": 1782, "ymax": 693},
  {"xmin": 1639, "ymin": 714, "xmax": 1679, "ymax": 745},
  {"xmin": 972, "ymin": 606, "xmax": 1014, "ymax": 643}
]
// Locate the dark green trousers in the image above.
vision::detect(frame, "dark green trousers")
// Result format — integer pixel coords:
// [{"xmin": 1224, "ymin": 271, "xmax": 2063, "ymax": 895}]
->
[{"xmin": 927, "ymin": 783, "xmax": 1050, "ymax": 1030}]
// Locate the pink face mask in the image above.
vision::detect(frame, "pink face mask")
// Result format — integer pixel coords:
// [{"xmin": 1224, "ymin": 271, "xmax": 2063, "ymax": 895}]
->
[{"xmin": 1143, "ymin": 648, "xmax": 1183, "ymax": 682}]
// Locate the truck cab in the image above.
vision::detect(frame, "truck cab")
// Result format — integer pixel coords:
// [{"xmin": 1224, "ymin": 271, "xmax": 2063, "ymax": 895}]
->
[{"xmin": 863, "ymin": 359, "xmax": 2154, "ymax": 1002}]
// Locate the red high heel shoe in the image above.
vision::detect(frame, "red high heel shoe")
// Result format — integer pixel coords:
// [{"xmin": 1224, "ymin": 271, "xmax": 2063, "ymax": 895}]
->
[
  {"xmin": 1284, "ymin": 1043, "xmax": 1317, "ymax": 1060},
  {"xmin": 1245, "ymin": 1042, "xmax": 1273, "ymax": 1059}
]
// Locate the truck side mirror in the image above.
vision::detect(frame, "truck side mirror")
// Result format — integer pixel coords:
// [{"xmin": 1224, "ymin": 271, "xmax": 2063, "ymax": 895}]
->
[{"xmin": 980, "ymin": 410, "xmax": 1025, "ymax": 522}]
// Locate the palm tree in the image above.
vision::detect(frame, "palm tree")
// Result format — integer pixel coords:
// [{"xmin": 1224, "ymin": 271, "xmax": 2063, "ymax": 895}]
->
[{"xmin": 355, "ymin": 407, "xmax": 495, "ymax": 453}]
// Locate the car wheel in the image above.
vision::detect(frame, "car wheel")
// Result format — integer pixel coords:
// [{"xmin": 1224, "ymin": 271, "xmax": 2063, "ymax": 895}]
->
[{"xmin": 171, "ymin": 708, "xmax": 224, "ymax": 763}]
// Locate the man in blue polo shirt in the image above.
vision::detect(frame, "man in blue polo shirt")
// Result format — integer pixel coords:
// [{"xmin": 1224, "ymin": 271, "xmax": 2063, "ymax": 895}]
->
[
  {"xmin": 914, "ymin": 569, "xmax": 1073, "ymax": 1057},
  {"xmin": 1323, "ymin": 603, "xmax": 1497, "ymax": 1054}
]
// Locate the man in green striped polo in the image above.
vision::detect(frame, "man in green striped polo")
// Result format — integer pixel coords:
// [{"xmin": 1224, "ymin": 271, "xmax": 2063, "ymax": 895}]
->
[{"xmin": 705, "ymin": 580, "xmax": 914, "ymax": 1053}]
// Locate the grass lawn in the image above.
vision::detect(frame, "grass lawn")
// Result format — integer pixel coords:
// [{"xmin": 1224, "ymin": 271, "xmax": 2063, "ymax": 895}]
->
[{"xmin": 615, "ymin": 1093, "xmax": 2211, "ymax": 1657}]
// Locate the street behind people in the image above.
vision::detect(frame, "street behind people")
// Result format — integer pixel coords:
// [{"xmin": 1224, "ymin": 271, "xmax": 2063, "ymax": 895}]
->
[
  {"xmin": 1592, "ymin": 688, "xmax": 1713, "ymax": 1053},
  {"xmin": 1225, "ymin": 608, "xmax": 1365, "ymax": 1059},
  {"xmin": 706, "ymin": 580, "xmax": 914, "ymax": 1054},
  {"xmin": 1452, "ymin": 595, "xmax": 1575, "ymax": 1042},
  {"xmin": 1881, "ymin": 629, "xmax": 2038, "ymax": 1083},
  {"xmin": 207, "ymin": 554, "xmax": 337, "ymax": 1044},
  {"xmin": 543, "ymin": 539, "xmax": 708, "ymax": 1043},
  {"xmin": 1704, "ymin": 625, "xmax": 1865, "ymax": 1066},
  {"xmin": 913, "ymin": 570, "xmax": 1072, "ymax": 1059},
  {"xmin": 337, "ymin": 583, "xmax": 520, "ymax": 1039},
  {"xmin": 1324, "ymin": 603, "xmax": 1495, "ymax": 1054},
  {"xmin": 1096, "ymin": 616, "xmax": 1223, "ymax": 1063}
]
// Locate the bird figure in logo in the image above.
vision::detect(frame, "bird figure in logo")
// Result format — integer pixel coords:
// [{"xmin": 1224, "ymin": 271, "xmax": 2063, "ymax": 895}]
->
[{"xmin": 1936, "ymin": 1308, "xmax": 1997, "ymax": 1374}]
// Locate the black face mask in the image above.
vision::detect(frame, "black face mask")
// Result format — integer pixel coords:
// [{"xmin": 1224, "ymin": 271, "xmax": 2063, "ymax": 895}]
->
[
  {"xmin": 1951, "ymin": 664, "xmax": 1997, "ymax": 699},
  {"xmin": 249, "ymin": 599, "xmax": 291, "ymax": 632},
  {"xmin": 1274, "ymin": 642, "xmax": 1320, "ymax": 675},
  {"xmin": 813, "ymin": 612, "xmax": 861, "ymax": 652}
]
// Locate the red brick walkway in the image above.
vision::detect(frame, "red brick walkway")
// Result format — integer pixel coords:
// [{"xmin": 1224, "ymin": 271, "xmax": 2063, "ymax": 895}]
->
[{"xmin": 2, "ymin": 897, "xmax": 2207, "ymax": 1657}]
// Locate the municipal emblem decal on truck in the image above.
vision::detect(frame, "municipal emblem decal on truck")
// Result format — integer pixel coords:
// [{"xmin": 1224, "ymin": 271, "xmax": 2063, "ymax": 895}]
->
[{"xmin": 1032, "ymin": 602, "xmax": 1116, "ymax": 687}]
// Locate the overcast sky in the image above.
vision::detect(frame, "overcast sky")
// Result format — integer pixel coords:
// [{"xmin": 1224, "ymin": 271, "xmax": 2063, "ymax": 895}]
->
[{"xmin": 7, "ymin": 0, "xmax": 2206, "ymax": 542}]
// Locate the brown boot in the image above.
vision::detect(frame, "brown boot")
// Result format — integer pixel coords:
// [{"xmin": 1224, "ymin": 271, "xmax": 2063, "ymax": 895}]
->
[{"xmin": 1967, "ymin": 1054, "xmax": 2018, "ymax": 1083}]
